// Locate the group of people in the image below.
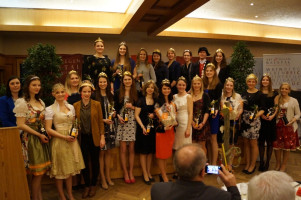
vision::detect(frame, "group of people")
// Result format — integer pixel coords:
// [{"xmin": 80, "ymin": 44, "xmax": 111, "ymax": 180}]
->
[{"xmin": 0, "ymin": 37, "xmax": 300, "ymax": 200}]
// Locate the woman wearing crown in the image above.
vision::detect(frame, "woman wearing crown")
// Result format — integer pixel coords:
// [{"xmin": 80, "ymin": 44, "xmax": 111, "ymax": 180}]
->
[
  {"xmin": 203, "ymin": 63, "xmax": 223, "ymax": 165},
  {"xmin": 73, "ymin": 81, "xmax": 105, "ymax": 198},
  {"xmin": 82, "ymin": 37, "xmax": 112, "ymax": 87},
  {"xmin": 173, "ymin": 76, "xmax": 192, "ymax": 150},
  {"xmin": 114, "ymin": 71, "xmax": 138, "ymax": 184},
  {"xmin": 94, "ymin": 72, "xmax": 116, "ymax": 189},
  {"xmin": 241, "ymin": 74, "xmax": 265, "ymax": 174},
  {"xmin": 64, "ymin": 70, "xmax": 82, "ymax": 105},
  {"xmin": 154, "ymin": 79, "xmax": 177, "ymax": 182},
  {"xmin": 111, "ymin": 41, "xmax": 136, "ymax": 92},
  {"xmin": 211, "ymin": 49, "xmax": 230, "ymax": 85}
]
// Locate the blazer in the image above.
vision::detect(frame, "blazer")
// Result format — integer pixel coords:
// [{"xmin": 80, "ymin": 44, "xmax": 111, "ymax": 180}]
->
[
  {"xmin": 151, "ymin": 180, "xmax": 241, "ymax": 200},
  {"xmin": 0, "ymin": 96, "xmax": 16, "ymax": 127},
  {"xmin": 73, "ymin": 99, "xmax": 104, "ymax": 146},
  {"xmin": 191, "ymin": 60, "xmax": 210, "ymax": 78}
]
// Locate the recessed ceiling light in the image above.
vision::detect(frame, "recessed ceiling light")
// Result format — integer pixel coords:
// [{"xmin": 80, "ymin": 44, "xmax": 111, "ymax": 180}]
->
[
  {"xmin": 255, "ymin": 15, "xmax": 258, "ymax": 18},
  {"xmin": 250, "ymin": 3, "xmax": 254, "ymax": 6}
]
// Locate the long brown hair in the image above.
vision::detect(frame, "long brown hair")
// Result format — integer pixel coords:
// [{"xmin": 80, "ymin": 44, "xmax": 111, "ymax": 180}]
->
[
  {"xmin": 203, "ymin": 63, "xmax": 220, "ymax": 89},
  {"xmin": 119, "ymin": 71, "xmax": 137, "ymax": 103},
  {"xmin": 212, "ymin": 49, "xmax": 227, "ymax": 69},
  {"xmin": 136, "ymin": 48, "xmax": 150, "ymax": 70},
  {"xmin": 95, "ymin": 73, "xmax": 113, "ymax": 104},
  {"xmin": 113, "ymin": 42, "xmax": 131, "ymax": 72},
  {"xmin": 23, "ymin": 75, "xmax": 42, "ymax": 102},
  {"xmin": 260, "ymin": 74, "xmax": 274, "ymax": 97}
]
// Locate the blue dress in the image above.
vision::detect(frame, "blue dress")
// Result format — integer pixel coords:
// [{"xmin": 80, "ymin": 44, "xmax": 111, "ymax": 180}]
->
[{"xmin": 0, "ymin": 96, "xmax": 17, "ymax": 127}]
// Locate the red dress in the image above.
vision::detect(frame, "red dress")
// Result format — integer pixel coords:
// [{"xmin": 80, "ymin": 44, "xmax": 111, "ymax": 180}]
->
[{"xmin": 273, "ymin": 118, "xmax": 297, "ymax": 151}]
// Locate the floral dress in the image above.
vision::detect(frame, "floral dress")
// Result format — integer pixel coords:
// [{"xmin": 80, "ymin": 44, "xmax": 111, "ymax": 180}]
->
[{"xmin": 13, "ymin": 98, "xmax": 51, "ymax": 175}]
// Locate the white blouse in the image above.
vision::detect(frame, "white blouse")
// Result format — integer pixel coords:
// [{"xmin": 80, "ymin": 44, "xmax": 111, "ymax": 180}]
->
[{"xmin": 45, "ymin": 101, "xmax": 75, "ymax": 120}]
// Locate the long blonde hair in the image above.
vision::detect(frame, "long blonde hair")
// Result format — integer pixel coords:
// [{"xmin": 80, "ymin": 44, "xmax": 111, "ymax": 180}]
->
[
  {"xmin": 278, "ymin": 82, "xmax": 291, "ymax": 107},
  {"xmin": 65, "ymin": 70, "xmax": 81, "ymax": 95},
  {"xmin": 191, "ymin": 75, "xmax": 204, "ymax": 98},
  {"xmin": 222, "ymin": 77, "xmax": 236, "ymax": 99}
]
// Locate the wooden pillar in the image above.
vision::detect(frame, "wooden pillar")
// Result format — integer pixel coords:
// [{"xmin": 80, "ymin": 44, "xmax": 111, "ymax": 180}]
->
[{"xmin": 0, "ymin": 127, "xmax": 30, "ymax": 200}]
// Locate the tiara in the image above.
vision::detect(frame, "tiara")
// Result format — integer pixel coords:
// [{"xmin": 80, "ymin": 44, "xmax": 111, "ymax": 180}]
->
[
  {"xmin": 216, "ymin": 48, "xmax": 224, "ymax": 53},
  {"xmin": 225, "ymin": 77, "xmax": 234, "ymax": 82},
  {"xmin": 68, "ymin": 70, "xmax": 77, "ymax": 74},
  {"xmin": 206, "ymin": 63, "xmax": 216, "ymax": 69},
  {"xmin": 30, "ymin": 76, "xmax": 40, "ymax": 81},
  {"xmin": 94, "ymin": 37, "xmax": 103, "ymax": 43},
  {"xmin": 168, "ymin": 48, "xmax": 175, "ymax": 53},
  {"xmin": 153, "ymin": 49, "xmax": 161, "ymax": 53},
  {"xmin": 246, "ymin": 73, "xmax": 258, "ymax": 82},
  {"xmin": 98, "ymin": 72, "xmax": 108, "ymax": 78},
  {"xmin": 119, "ymin": 41, "xmax": 126, "ymax": 46},
  {"xmin": 147, "ymin": 80, "xmax": 155, "ymax": 83},
  {"xmin": 80, "ymin": 80, "xmax": 95, "ymax": 90},
  {"xmin": 162, "ymin": 79, "xmax": 170, "ymax": 85},
  {"xmin": 192, "ymin": 75, "xmax": 202, "ymax": 81},
  {"xmin": 178, "ymin": 76, "xmax": 186, "ymax": 81},
  {"xmin": 263, "ymin": 73, "xmax": 271, "ymax": 78},
  {"xmin": 123, "ymin": 71, "xmax": 132, "ymax": 76}
]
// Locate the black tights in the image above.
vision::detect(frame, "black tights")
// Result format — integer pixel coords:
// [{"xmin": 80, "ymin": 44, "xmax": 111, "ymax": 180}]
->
[
  {"xmin": 258, "ymin": 140, "xmax": 273, "ymax": 169},
  {"xmin": 81, "ymin": 134, "xmax": 100, "ymax": 187}
]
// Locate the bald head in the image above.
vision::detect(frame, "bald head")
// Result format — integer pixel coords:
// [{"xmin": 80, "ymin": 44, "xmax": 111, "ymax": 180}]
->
[{"xmin": 173, "ymin": 144, "xmax": 207, "ymax": 181}]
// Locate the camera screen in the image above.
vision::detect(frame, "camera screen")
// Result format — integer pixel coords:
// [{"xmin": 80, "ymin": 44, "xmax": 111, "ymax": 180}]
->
[{"xmin": 206, "ymin": 165, "xmax": 220, "ymax": 174}]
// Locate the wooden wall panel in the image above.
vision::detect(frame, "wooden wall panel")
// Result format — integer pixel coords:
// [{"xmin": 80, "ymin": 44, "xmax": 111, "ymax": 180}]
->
[{"xmin": 0, "ymin": 127, "xmax": 30, "ymax": 200}]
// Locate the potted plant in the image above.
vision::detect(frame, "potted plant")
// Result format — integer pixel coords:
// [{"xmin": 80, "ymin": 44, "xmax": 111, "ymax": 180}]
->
[{"xmin": 22, "ymin": 43, "xmax": 62, "ymax": 106}]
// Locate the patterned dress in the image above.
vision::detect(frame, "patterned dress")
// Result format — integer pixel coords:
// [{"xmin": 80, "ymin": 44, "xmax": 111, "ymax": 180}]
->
[
  {"xmin": 45, "ymin": 101, "xmax": 85, "ymax": 179},
  {"xmin": 192, "ymin": 95, "xmax": 211, "ymax": 142},
  {"xmin": 116, "ymin": 97, "xmax": 136, "ymax": 141},
  {"xmin": 13, "ymin": 98, "xmax": 51, "ymax": 175}
]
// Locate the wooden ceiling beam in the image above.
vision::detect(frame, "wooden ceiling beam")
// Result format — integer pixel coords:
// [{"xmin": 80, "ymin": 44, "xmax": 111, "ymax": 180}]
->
[
  {"xmin": 121, "ymin": 0, "xmax": 158, "ymax": 35},
  {"xmin": 147, "ymin": 0, "xmax": 209, "ymax": 36}
]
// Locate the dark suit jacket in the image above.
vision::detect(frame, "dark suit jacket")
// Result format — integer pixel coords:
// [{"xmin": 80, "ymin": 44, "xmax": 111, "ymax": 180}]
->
[
  {"xmin": 0, "ymin": 96, "xmax": 16, "ymax": 127},
  {"xmin": 191, "ymin": 60, "xmax": 210, "ymax": 78},
  {"xmin": 151, "ymin": 180, "xmax": 241, "ymax": 200},
  {"xmin": 218, "ymin": 66, "xmax": 230, "ymax": 85},
  {"xmin": 73, "ymin": 99, "xmax": 104, "ymax": 146}
]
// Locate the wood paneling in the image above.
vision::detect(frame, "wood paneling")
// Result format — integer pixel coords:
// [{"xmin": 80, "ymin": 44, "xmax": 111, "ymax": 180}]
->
[{"xmin": 0, "ymin": 127, "xmax": 30, "ymax": 200}]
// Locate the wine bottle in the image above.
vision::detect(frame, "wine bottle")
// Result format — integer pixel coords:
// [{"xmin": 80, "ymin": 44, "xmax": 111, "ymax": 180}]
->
[
  {"xmin": 40, "ymin": 123, "xmax": 49, "ymax": 139},
  {"xmin": 70, "ymin": 118, "xmax": 78, "ymax": 138},
  {"xmin": 124, "ymin": 108, "xmax": 129, "ymax": 123}
]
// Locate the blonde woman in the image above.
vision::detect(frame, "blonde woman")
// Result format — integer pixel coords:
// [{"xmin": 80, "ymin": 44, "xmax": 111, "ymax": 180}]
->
[
  {"xmin": 241, "ymin": 74, "xmax": 265, "ymax": 174},
  {"xmin": 45, "ymin": 84, "xmax": 84, "ymax": 200},
  {"xmin": 191, "ymin": 75, "xmax": 211, "ymax": 154},
  {"xmin": 64, "ymin": 70, "xmax": 81, "ymax": 105},
  {"xmin": 273, "ymin": 83, "xmax": 300, "ymax": 172},
  {"xmin": 165, "ymin": 48, "xmax": 181, "ymax": 94}
]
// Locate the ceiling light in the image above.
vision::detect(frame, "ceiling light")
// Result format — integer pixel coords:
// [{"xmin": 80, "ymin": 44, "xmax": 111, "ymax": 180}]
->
[
  {"xmin": 255, "ymin": 16, "xmax": 258, "ymax": 18},
  {"xmin": 250, "ymin": 3, "xmax": 254, "ymax": 6}
]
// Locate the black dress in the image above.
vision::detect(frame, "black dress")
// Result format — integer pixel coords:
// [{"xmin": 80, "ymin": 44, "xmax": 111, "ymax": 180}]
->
[
  {"xmin": 67, "ymin": 93, "xmax": 81, "ymax": 105},
  {"xmin": 135, "ymin": 97, "xmax": 156, "ymax": 154},
  {"xmin": 165, "ymin": 61, "xmax": 181, "ymax": 94},
  {"xmin": 154, "ymin": 62, "xmax": 169, "ymax": 89},
  {"xmin": 259, "ymin": 91, "xmax": 278, "ymax": 142},
  {"xmin": 82, "ymin": 55, "xmax": 112, "ymax": 85}
]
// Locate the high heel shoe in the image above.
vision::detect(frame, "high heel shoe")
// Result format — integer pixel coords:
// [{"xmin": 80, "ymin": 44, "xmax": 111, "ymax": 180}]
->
[
  {"xmin": 149, "ymin": 177, "xmax": 155, "ymax": 182},
  {"xmin": 143, "ymin": 178, "xmax": 151, "ymax": 185},
  {"xmin": 130, "ymin": 178, "xmax": 136, "ymax": 183},
  {"xmin": 159, "ymin": 175, "xmax": 163, "ymax": 182},
  {"xmin": 124, "ymin": 178, "xmax": 131, "ymax": 184},
  {"xmin": 246, "ymin": 166, "xmax": 256, "ymax": 174}
]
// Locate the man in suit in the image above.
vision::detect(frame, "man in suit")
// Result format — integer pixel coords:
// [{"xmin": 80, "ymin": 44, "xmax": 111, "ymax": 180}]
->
[
  {"xmin": 151, "ymin": 144, "xmax": 241, "ymax": 200},
  {"xmin": 191, "ymin": 47, "xmax": 211, "ymax": 79}
]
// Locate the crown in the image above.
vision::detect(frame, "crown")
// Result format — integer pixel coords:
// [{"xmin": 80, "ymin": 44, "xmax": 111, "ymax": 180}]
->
[
  {"xmin": 192, "ymin": 75, "xmax": 202, "ymax": 81},
  {"xmin": 178, "ymin": 76, "xmax": 186, "ymax": 81},
  {"xmin": 147, "ymin": 80, "xmax": 155, "ymax": 84},
  {"xmin": 119, "ymin": 41, "xmax": 126, "ymax": 46},
  {"xmin": 246, "ymin": 73, "xmax": 258, "ymax": 82},
  {"xmin": 216, "ymin": 48, "xmax": 224, "ymax": 53},
  {"xmin": 123, "ymin": 71, "xmax": 132, "ymax": 76},
  {"xmin": 225, "ymin": 77, "xmax": 234, "ymax": 83},
  {"xmin": 94, "ymin": 37, "xmax": 103, "ymax": 43},
  {"xmin": 30, "ymin": 76, "xmax": 40, "ymax": 81},
  {"xmin": 263, "ymin": 73, "xmax": 271, "ymax": 78},
  {"xmin": 98, "ymin": 72, "xmax": 108, "ymax": 78},
  {"xmin": 80, "ymin": 80, "xmax": 95, "ymax": 90},
  {"xmin": 68, "ymin": 70, "xmax": 77, "ymax": 75},
  {"xmin": 206, "ymin": 63, "xmax": 216, "ymax": 69},
  {"xmin": 162, "ymin": 79, "xmax": 170, "ymax": 85},
  {"xmin": 168, "ymin": 48, "xmax": 175, "ymax": 53},
  {"xmin": 153, "ymin": 49, "xmax": 161, "ymax": 53}
]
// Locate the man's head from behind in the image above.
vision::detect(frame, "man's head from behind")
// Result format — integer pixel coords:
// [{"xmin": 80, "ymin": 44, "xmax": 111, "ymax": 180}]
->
[
  {"xmin": 248, "ymin": 171, "xmax": 295, "ymax": 200},
  {"xmin": 173, "ymin": 144, "xmax": 206, "ymax": 181}
]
